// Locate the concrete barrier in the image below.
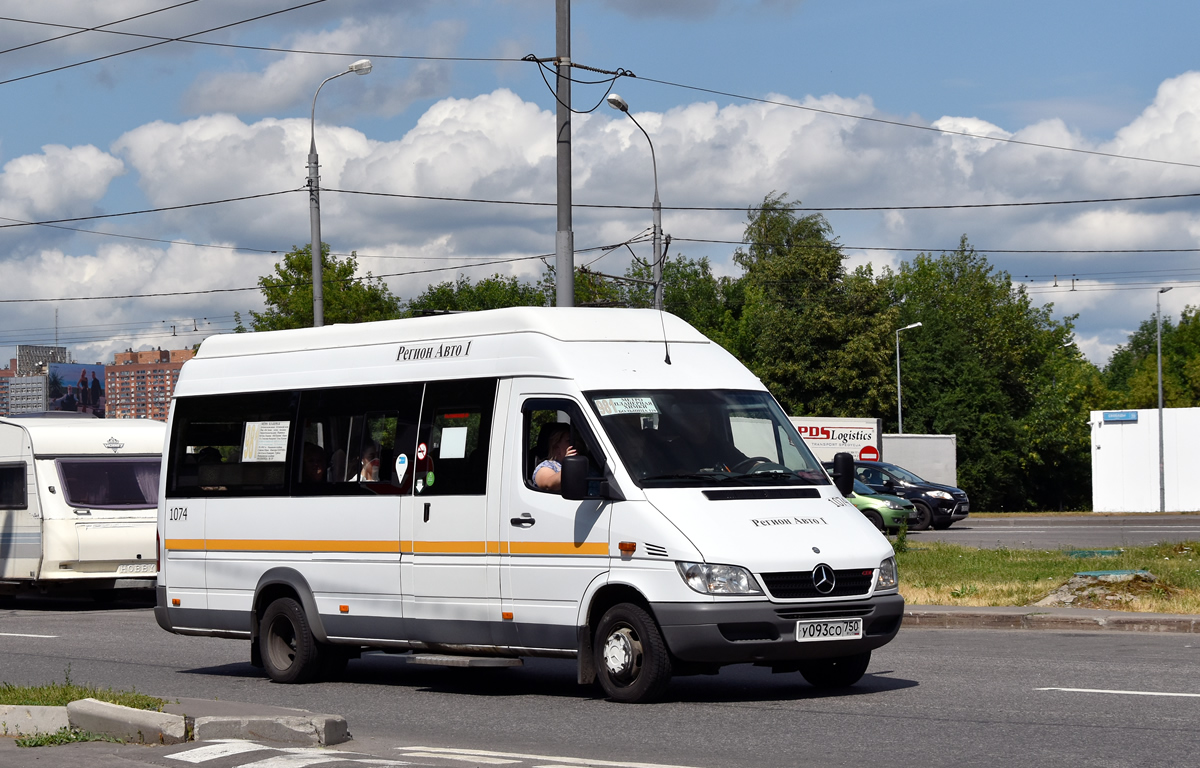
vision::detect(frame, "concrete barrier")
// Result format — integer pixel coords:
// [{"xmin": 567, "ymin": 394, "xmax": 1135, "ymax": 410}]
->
[
  {"xmin": 0, "ymin": 705, "xmax": 70, "ymax": 736},
  {"xmin": 66, "ymin": 698, "xmax": 188, "ymax": 745}
]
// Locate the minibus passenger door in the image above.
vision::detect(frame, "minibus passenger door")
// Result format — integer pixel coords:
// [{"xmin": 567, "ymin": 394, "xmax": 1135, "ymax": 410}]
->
[{"xmin": 408, "ymin": 379, "xmax": 497, "ymax": 644}]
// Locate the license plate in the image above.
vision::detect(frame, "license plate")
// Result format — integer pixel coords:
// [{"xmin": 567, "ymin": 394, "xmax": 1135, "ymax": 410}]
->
[
  {"xmin": 117, "ymin": 562, "xmax": 155, "ymax": 574},
  {"xmin": 795, "ymin": 618, "xmax": 863, "ymax": 642}
]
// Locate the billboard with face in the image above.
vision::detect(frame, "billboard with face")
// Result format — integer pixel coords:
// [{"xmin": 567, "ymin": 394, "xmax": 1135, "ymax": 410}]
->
[{"xmin": 48, "ymin": 363, "xmax": 107, "ymax": 417}]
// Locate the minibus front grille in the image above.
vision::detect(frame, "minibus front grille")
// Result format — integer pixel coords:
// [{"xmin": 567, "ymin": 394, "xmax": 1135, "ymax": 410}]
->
[
  {"xmin": 775, "ymin": 605, "xmax": 873, "ymax": 620},
  {"xmin": 759, "ymin": 569, "xmax": 874, "ymax": 599}
]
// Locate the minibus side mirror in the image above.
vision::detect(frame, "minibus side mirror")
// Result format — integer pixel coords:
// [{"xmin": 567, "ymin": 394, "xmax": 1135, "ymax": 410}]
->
[
  {"xmin": 561, "ymin": 455, "xmax": 590, "ymax": 500},
  {"xmin": 831, "ymin": 452, "xmax": 855, "ymax": 497}
]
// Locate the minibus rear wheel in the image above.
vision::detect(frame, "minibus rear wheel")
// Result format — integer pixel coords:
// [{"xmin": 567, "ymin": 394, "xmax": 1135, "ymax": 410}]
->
[
  {"xmin": 798, "ymin": 651, "xmax": 871, "ymax": 689},
  {"xmin": 262, "ymin": 597, "xmax": 321, "ymax": 683},
  {"xmin": 594, "ymin": 603, "xmax": 672, "ymax": 703}
]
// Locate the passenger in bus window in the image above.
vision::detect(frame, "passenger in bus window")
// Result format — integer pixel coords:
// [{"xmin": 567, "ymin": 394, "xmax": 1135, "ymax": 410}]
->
[
  {"xmin": 356, "ymin": 443, "xmax": 379, "ymax": 482},
  {"xmin": 532, "ymin": 424, "xmax": 576, "ymax": 492},
  {"xmin": 302, "ymin": 443, "xmax": 327, "ymax": 483}
]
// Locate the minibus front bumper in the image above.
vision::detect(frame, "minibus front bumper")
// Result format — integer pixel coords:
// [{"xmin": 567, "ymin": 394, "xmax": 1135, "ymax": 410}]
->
[{"xmin": 652, "ymin": 593, "xmax": 904, "ymax": 663}]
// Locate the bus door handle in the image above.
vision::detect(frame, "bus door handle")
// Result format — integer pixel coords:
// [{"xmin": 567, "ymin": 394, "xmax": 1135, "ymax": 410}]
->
[
  {"xmin": 510, "ymin": 513, "xmax": 535, "ymax": 528},
  {"xmin": 423, "ymin": 503, "xmax": 430, "ymax": 523}
]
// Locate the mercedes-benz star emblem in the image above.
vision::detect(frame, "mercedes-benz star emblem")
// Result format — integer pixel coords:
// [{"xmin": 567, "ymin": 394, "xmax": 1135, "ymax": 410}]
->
[{"xmin": 812, "ymin": 564, "xmax": 836, "ymax": 595}]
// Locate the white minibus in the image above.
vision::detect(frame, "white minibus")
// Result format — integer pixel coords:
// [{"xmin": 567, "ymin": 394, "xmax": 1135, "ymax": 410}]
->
[
  {"xmin": 0, "ymin": 413, "xmax": 164, "ymax": 598},
  {"xmin": 155, "ymin": 308, "xmax": 902, "ymax": 702}
]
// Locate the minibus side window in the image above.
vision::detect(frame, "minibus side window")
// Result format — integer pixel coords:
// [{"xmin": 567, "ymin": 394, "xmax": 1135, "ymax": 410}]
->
[
  {"xmin": 522, "ymin": 399, "xmax": 606, "ymax": 495},
  {"xmin": 0, "ymin": 463, "xmax": 27, "ymax": 509},
  {"xmin": 167, "ymin": 391, "xmax": 296, "ymax": 497},
  {"xmin": 294, "ymin": 383, "xmax": 422, "ymax": 496},
  {"xmin": 414, "ymin": 378, "xmax": 496, "ymax": 496}
]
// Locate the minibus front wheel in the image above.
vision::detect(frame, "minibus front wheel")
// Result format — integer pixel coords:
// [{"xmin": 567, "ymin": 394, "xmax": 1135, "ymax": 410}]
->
[
  {"xmin": 261, "ymin": 597, "xmax": 321, "ymax": 684},
  {"xmin": 594, "ymin": 603, "xmax": 672, "ymax": 703}
]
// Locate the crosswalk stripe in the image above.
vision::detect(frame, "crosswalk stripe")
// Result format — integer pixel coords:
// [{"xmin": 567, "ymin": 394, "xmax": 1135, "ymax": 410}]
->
[
  {"xmin": 397, "ymin": 747, "xmax": 703, "ymax": 768},
  {"xmin": 168, "ymin": 741, "xmax": 273, "ymax": 763}
]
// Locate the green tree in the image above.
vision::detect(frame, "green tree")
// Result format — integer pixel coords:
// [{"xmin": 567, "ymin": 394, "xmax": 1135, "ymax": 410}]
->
[
  {"xmin": 622, "ymin": 254, "xmax": 732, "ymax": 343},
  {"xmin": 249, "ymin": 244, "xmax": 402, "ymax": 331},
  {"xmin": 723, "ymin": 193, "xmax": 899, "ymax": 417},
  {"xmin": 1103, "ymin": 305, "xmax": 1200, "ymax": 409},
  {"xmin": 408, "ymin": 273, "xmax": 549, "ymax": 314},
  {"xmin": 886, "ymin": 236, "xmax": 1098, "ymax": 510}
]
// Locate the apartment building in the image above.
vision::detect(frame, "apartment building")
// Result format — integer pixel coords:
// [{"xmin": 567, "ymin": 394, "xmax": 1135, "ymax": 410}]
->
[{"xmin": 105, "ymin": 347, "xmax": 196, "ymax": 421}]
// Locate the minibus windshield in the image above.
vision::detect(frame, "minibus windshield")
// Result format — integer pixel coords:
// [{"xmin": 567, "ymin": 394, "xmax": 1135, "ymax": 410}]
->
[
  {"xmin": 57, "ymin": 458, "xmax": 161, "ymax": 509},
  {"xmin": 587, "ymin": 389, "xmax": 830, "ymax": 488}
]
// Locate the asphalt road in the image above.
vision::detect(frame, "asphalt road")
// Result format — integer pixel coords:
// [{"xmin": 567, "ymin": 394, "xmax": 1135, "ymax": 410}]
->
[
  {"xmin": 1, "ymin": 597, "xmax": 1198, "ymax": 767},
  {"xmin": 914, "ymin": 514, "xmax": 1200, "ymax": 549}
]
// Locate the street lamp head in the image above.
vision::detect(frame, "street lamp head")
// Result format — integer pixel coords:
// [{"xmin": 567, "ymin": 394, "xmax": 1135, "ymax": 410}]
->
[
  {"xmin": 899, "ymin": 322, "xmax": 922, "ymax": 331},
  {"xmin": 348, "ymin": 59, "xmax": 373, "ymax": 75},
  {"xmin": 1160, "ymin": 286, "xmax": 1173, "ymax": 294},
  {"xmin": 606, "ymin": 93, "xmax": 630, "ymax": 113}
]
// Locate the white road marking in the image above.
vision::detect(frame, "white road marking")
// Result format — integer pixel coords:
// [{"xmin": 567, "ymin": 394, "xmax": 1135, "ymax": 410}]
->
[
  {"xmin": 397, "ymin": 747, "xmax": 702, "ymax": 768},
  {"xmin": 400, "ymin": 754, "xmax": 518, "ymax": 765},
  {"xmin": 1037, "ymin": 687, "xmax": 1200, "ymax": 698},
  {"xmin": 241, "ymin": 754, "xmax": 346, "ymax": 768},
  {"xmin": 0, "ymin": 632, "xmax": 58, "ymax": 638},
  {"xmin": 168, "ymin": 741, "xmax": 272, "ymax": 763}
]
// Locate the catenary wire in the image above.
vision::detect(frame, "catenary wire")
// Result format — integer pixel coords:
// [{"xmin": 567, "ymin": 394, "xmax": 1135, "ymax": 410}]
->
[
  {"xmin": 0, "ymin": 1, "xmax": 329, "ymax": 87},
  {"xmin": 0, "ymin": 1, "xmax": 200, "ymax": 57},
  {"xmin": 2, "ymin": 11, "xmax": 1192, "ymax": 169}
]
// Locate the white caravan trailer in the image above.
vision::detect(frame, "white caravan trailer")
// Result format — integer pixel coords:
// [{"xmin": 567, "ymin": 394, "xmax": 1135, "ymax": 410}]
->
[
  {"xmin": 0, "ymin": 414, "xmax": 165, "ymax": 596},
  {"xmin": 155, "ymin": 308, "xmax": 902, "ymax": 702}
]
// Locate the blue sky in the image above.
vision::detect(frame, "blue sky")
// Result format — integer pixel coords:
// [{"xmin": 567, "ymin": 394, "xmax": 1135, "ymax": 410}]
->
[{"xmin": 2, "ymin": 0, "xmax": 1200, "ymax": 368}]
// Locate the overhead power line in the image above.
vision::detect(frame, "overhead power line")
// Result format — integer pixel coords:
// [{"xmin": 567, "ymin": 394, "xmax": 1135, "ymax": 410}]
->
[
  {"xmin": 636, "ymin": 76, "xmax": 1200, "ymax": 171},
  {"xmin": 0, "ymin": 0, "xmax": 200, "ymax": 57},
  {"xmin": 3, "ymin": 8, "xmax": 1193, "ymax": 170},
  {"xmin": 0, "ymin": 1, "xmax": 329, "ymax": 87},
  {"xmin": 0, "ymin": 11, "xmax": 524, "ymax": 63},
  {"xmin": 0, "ymin": 189, "xmax": 301, "ymax": 230}
]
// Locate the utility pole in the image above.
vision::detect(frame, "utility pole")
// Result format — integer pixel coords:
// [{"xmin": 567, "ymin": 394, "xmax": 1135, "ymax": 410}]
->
[{"xmin": 554, "ymin": 0, "xmax": 574, "ymax": 307}]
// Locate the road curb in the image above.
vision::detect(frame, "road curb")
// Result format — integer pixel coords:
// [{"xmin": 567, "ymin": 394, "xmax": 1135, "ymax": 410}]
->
[
  {"xmin": 193, "ymin": 714, "xmax": 350, "ymax": 746},
  {"xmin": 0, "ymin": 699, "xmax": 349, "ymax": 746},
  {"xmin": 67, "ymin": 698, "xmax": 188, "ymax": 745},
  {"xmin": 904, "ymin": 605, "xmax": 1200, "ymax": 633},
  {"xmin": 0, "ymin": 705, "xmax": 70, "ymax": 737}
]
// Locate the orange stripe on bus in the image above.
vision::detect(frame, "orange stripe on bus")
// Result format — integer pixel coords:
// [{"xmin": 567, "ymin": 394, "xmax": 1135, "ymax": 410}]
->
[
  {"xmin": 166, "ymin": 539, "xmax": 607, "ymax": 556},
  {"xmin": 508, "ymin": 541, "xmax": 609, "ymax": 556}
]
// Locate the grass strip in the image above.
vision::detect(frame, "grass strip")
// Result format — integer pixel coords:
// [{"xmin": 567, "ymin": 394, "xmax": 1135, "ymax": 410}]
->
[
  {"xmin": 15, "ymin": 727, "xmax": 123, "ymax": 748},
  {"xmin": 0, "ymin": 667, "xmax": 163, "ymax": 711},
  {"xmin": 894, "ymin": 539, "xmax": 1200, "ymax": 613}
]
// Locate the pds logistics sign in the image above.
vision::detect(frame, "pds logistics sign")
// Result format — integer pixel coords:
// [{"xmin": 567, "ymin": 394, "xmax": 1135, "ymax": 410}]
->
[{"xmin": 789, "ymin": 417, "xmax": 882, "ymax": 462}]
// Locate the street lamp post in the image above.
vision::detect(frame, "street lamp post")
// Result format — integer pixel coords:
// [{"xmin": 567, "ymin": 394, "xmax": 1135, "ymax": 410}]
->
[
  {"xmin": 308, "ymin": 59, "xmax": 372, "ymax": 328},
  {"xmin": 895, "ymin": 322, "xmax": 922, "ymax": 434},
  {"xmin": 1158, "ymin": 286, "xmax": 1173, "ymax": 513},
  {"xmin": 606, "ymin": 93, "xmax": 663, "ymax": 311}
]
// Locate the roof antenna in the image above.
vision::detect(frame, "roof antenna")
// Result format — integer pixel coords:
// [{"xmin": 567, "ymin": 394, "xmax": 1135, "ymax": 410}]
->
[{"xmin": 659, "ymin": 309, "xmax": 671, "ymax": 365}]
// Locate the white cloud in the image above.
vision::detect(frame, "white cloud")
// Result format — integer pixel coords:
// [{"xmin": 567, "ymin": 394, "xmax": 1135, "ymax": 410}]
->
[
  {"xmin": 183, "ymin": 17, "xmax": 460, "ymax": 118},
  {"xmin": 11, "ymin": 70, "xmax": 1200, "ymax": 366}
]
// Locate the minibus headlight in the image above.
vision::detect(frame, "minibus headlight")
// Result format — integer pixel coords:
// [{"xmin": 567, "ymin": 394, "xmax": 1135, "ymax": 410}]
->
[
  {"xmin": 677, "ymin": 562, "xmax": 763, "ymax": 595},
  {"xmin": 877, "ymin": 556, "xmax": 898, "ymax": 590}
]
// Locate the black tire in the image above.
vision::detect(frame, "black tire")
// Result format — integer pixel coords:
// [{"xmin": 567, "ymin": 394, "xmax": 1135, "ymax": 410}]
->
[
  {"xmin": 911, "ymin": 501, "xmax": 933, "ymax": 531},
  {"xmin": 261, "ymin": 597, "xmax": 321, "ymax": 684},
  {"xmin": 861, "ymin": 509, "xmax": 885, "ymax": 531},
  {"xmin": 594, "ymin": 603, "xmax": 672, "ymax": 703},
  {"xmin": 798, "ymin": 651, "xmax": 871, "ymax": 689}
]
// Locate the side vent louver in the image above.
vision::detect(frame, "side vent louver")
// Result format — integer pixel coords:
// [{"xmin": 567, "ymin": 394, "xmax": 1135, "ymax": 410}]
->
[{"xmin": 645, "ymin": 543, "xmax": 669, "ymax": 558}]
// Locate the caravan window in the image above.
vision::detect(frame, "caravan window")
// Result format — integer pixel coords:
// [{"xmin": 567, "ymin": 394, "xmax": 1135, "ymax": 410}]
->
[
  {"xmin": 0, "ymin": 463, "xmax": 27, "ymax": 509},
  {"xmin": 167, "ymin": 391, "xmax": 297, "ymax": 497},
  {"xmin": 57, "ymin": 459, "xmax": 160, "ymax": 509}
]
